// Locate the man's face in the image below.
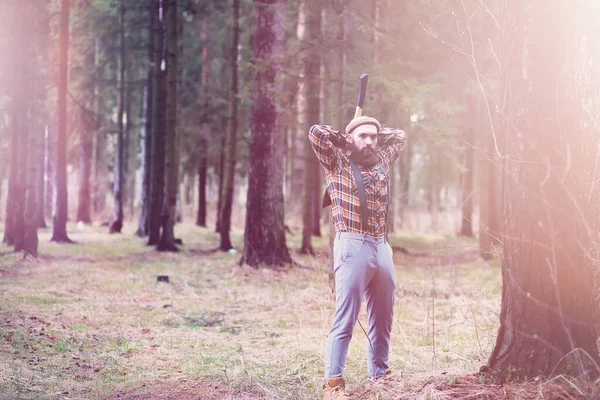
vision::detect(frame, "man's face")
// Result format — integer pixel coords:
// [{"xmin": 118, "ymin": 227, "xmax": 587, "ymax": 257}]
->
[{"xmin": 349, "ymin": 124, "xmax": 379, "ymax": 167}]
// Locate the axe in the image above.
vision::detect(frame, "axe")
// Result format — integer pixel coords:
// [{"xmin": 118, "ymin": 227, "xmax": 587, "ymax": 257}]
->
[
  {"xmin": 322, "ymin": 73, "xmax": 369, "ymax": 209},
  {"xmin": 354, "ymin": 73, "xmax": 369, "ymax": 118}
]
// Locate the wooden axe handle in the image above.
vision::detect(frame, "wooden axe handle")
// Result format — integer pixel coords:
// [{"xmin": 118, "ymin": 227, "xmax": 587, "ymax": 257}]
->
[{"xmin": 354, "ymin": 73, "xmax": 369, "ymax": 118}]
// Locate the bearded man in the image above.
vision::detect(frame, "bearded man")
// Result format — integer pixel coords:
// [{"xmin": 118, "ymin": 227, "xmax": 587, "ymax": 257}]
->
[{"xmin": 308, "ymin": 116, "xmax": 407, "ymax": 400}]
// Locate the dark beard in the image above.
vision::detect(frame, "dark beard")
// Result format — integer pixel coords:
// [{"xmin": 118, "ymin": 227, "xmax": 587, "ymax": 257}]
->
[{"xmin": 350, "ymin": 146, "xmax": 379, "ymax": 168}]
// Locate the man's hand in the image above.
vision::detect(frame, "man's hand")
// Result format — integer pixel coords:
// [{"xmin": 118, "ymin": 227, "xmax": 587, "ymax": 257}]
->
[{"xmin": 379, "ymin": 127, "xmax": 406, "ymax": 145}]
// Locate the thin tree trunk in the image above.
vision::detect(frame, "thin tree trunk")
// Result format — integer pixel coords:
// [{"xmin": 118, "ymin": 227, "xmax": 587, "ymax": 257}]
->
[
  {"xmin": 240, "ymin": 0, "xmax": 291, "ymax": 267},
  {"xmin": 23, "ymin": 108, "xmax": 40, "ymax": 257},
  {"xmin": 311, "ymin": 172, "xmax": 321, "ymax": 237},
  {"xmin": 217, "ymin": 0, "xmax": 240, "ymax": 252},
  {"xmin": 45, "ymin": 122, "xmax": 55, "ymax": 221},
  {"xmin": 76, "ymin": 116, "xmax": 93, "ymax": 224},
  {"xmin": 136, "ymin": 1, "xmax": 155, "ymax": 237},
  {"xmin": 196, "ymin": 147, "xmax": 207, "ymax": 227},
  {"xmin": 196, "ymin": 17, "xmax": 210, "ymax": 228},
  {"xmin": 291, "ymin": 3, "xmax": 305, "ymax": 219},
  {"xmin": 147, "ymin": 0, "xmax": 166, "ymax": 246},
  {"xmin": 157, "ymin": 0, "xmax": 179, "ymax": 252},
  {"xmin": 8, "ymin": 8, "xmax": 29, "ymax": 250},
  {"xmin": 215, "ymin": 132, "xmax": 225, "ymax": 233},
  {"xmin": 300, "ymin": 0, "xmax": 321, "ymax": 254},
  {"xmin": 92, "ymin": 40, "xmax": 106, "ymax": 218},
  {"xmin": 109, "ymin": 0, "xmax": 126, "ymax": 234},
  {"xmin": 3, "ymin": 96, "xmax": 19, "ymax": 246},
  {"xmin": 36, "ymin": 127, "xmax": 48, "ymax": 229},
  {"xmin": 51, "ymin": 0, "xmax": 72, "ymax": 243}
]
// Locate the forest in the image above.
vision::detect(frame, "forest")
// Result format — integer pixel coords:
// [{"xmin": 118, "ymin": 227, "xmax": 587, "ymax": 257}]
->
[{"xmin": 1, "ymin": 0, "xmax": 600, "ymax": 399}]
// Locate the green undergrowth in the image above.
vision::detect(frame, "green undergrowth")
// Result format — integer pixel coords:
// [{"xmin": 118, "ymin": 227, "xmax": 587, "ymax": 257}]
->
[{"xmin": 0, "ymin": 222, "xmax": 501, "ymax": 399}]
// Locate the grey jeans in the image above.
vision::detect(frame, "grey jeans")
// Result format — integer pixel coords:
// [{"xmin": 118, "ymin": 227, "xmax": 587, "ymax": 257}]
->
[{"xmin": 325, "ymin": 232, "xmax": 396, "ymax": 379}]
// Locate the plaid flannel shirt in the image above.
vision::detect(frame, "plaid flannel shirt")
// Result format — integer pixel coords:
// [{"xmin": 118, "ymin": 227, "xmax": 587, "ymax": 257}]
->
[{"xmin": 309, "ymin": 124, "xmax": 407, "ymax": 236}]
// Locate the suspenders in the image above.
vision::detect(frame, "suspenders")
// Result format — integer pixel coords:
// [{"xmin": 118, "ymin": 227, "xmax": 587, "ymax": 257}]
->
[
  {"xmin": 322, "ymin": 159, "xmax": 390, "ymax": 236},
  {"xmin": 348, "ymin": 159, "xmax": 369, "ymax": 233}
]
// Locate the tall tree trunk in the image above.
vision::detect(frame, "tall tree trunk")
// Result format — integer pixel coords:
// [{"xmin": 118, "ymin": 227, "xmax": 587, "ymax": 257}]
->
[
  {"xmin": 291, "ymin": 3, "xmax": 305, "ymax": 219},
  {"xmin": 35, "ymin": 4, "xmax": 50, "ymax": 230},
  {"xmin": 311, "ymin": 172, "xmax": 321, "ymax": 236},
  {"xmin": 147, "ymin": 1, "xmax": 166, "ymax": 246},
  {"xmin": 196, "ymin": 148, "xmax": 207, "ymax": 227},
  {"xmin": 76, "ymin": 29, "xmax": 96, "ymax": 225},
  {"xmin": 45, "ymin": 122, "xmax": 55, "ymax": 221},
  {"xmin": 76, "ymin": 113, "xmax": 93, "ymax": 224},
  {"xmin": 136, "ymin": 1, "xmax": 155, "ymax": 237},
  {"xmin": 92, "ymin": 39, "xmax": 107, "ymax": 218},
  {"xmin": 3, "ymin": 92, "xmax": 19, "ymax": 245},
  {"xmin": 36, "ymin": 127, "xmax": 48, "ymax": 229},
  {"xmin": 157, "ymin": 0, "xmax": 179, "ymax": 252},
  {"xmin": 109, "ymin": 0, "xmax": 126, "ymax": 234},
  {"xmin": 217, "ymin": 0, "xmax": 240, "ymax": 252},
  {"xmin": 300, "ymin": 0, "xmax": 321, "ymax": 254},
  {"xmin": 51, "ymin": 0, "xmax": 73, "ymax": 243},
  {"xmin": 23, "ymin": 109, "xmax": 40, "ymax": 257},
  {"xmin": 485, "ymin": 0, "xmax": 600, "ymax": 383},
  {"xmin": 215, "ymin": 133, "xmax": 225, "ymax": 233},
  {"xmin": 196, "ymin": 18, "xmax": 209, "ymax": 228},
  {"xmin": 240, "ymin": 0, "xmax": 292, "ymax": 267},
  {"xmin": 7, "ymin": 4, "xmax": 29, "ymax": 250}
]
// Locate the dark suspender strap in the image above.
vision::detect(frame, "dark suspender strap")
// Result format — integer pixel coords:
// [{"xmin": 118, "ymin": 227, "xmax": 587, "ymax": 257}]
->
[
  {"xmin": 379, "ymin": 164, "xmax": 389, "ymax": 240},
  {"xmin": 349, "ymin": 159, "xmax": 368, "ymax": 233}
]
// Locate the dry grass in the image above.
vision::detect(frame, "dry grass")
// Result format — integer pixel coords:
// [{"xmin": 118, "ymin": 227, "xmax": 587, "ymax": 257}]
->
[{"xmin": 0, "ymin": 221, "xmax": 586, "ymax": 399}]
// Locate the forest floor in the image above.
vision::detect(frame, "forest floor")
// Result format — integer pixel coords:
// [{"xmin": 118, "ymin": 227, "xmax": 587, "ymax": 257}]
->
[{"xmin": 0, "ymin": 222, "xmax": 588, "ymax": 399}]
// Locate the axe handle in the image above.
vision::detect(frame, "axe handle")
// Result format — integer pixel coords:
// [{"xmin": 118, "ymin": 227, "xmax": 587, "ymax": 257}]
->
[{"xmin": 354, "ymin": 73, "xmax": 369, "ymax": 118}]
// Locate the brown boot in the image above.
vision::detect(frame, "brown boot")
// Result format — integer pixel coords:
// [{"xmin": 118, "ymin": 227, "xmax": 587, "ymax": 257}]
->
[{"xmin": 323, "ymin": 377, "xmax": 350, "ymax": 400}]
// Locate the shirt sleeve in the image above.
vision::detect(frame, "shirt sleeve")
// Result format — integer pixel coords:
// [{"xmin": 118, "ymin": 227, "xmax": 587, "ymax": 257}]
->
[
  {"xmin": 308, "ymin": 125, "xmax": 344, "ymax": 172},
  {"xmin": 377, "ymin": 127, "xmax": 407, "ymax": 170}
]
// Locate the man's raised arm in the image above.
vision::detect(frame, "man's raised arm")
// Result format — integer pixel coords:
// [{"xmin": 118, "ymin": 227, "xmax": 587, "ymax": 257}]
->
[
  {"xmin": 308, "ymin": 124, "xmax": 347, "ymax": 172},
  {"xmin": 377, "ymin": 127, "xmax": 407, "ymax": 169}
]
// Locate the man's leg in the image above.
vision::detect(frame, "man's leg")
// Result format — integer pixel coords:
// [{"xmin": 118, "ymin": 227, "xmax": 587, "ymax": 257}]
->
[
  {"xmin": 325, "ymin": 234, "xmax": 375, "ymax": 378},
  {"xmin": 364, "ymin": 241, "xmax": 396, "ymax": 378}
]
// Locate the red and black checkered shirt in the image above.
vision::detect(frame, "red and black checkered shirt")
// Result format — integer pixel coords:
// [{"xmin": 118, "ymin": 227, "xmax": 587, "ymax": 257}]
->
[{"xmin": 309, "ymin": 125, "xmax": 407, "ymax": 236}]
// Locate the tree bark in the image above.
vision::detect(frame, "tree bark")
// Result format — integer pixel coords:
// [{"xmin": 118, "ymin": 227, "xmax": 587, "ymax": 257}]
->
[
  {"xmin": 300, "ymin": 0, "xmax": 321, "ymax": 254},
  {"xmin": 147, "ymin": 0, "xmax": 166, "ymax": 246},
  {"xmin": 196, "ymin": 147, "xmax": 207, "ymax": 227},
  {"xmin": 36, "ymin": 127, "xmax": 48, "ymax": 229},
  {"xmin": 109, "ymin": 0, "xmax": 126, "ymax": 234},
  {"xmin": 157, "ymin": 0, "xmax": 179, "ymax": 252},
  {"xmin": 485, "ymin": 0, "xmax": 600, "ymax": 383},
  {"xmin": 217, "ymin": 0, "xmax": 240, "ymax": 252},
  {"xmin": 196, "ymin": 17, "xmax": 210, "ymax": 228},
  {"xmin": 136, "ymin": 1, "xmax": 155, "ymax": 237},
  {"xmin": 215, "ymin": 133, "xmax": 225, "ymax": 233},
  {"xmin": 92, "ymin": 40, "xmax": 107, "ymax": 218},
  {"xmin": 51, "ymin": 0, "xmax": 73, "ymax": 243},
  {"xmin": 76, "ymin": 112, "xmax": 93, "ymax": 225},
  {"xmin": 125, "ymin": 81, "xmax": 136, "ymax": 218},
  {"xmin": 23, "ymin": 109, "xmax": 40, "ymax": 257},
  {"xmin": 7, "ymin": 6, "xmax": 29, "ymax": 251},
  {"xmin": 45, "ymin": 122, "xmax": 55, "ymax": 222},
  {"xmin": 240, "ymin": 0, "xmax": 292, "ymax": 268}
]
